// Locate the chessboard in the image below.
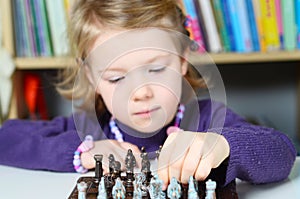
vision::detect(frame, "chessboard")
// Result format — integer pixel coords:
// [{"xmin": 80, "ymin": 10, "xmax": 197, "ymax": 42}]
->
[
  {"xmin": 68, "ymin": 149, "xmax": 239, "ymax": 199},
  {"xmin": 68, "ymin": 175, "xmax": 238, "ymax": 199}
]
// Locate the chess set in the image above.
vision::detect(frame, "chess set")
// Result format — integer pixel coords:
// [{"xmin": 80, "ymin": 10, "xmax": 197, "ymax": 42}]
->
[{"xmin": 68, "ymin": 149, "xmax": 239, "ymax": 199}]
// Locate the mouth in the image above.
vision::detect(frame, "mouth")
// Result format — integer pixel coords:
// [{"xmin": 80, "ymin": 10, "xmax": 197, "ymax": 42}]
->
[{"xmin": 133, "ymin": 106, "xmax": 160, "ymax": 117}]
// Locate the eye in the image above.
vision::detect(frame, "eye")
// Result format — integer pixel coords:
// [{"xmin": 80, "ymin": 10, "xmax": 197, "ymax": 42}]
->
[
  {"xmin": 148, "ymin": 66, "xmax": 166, "ymax": 73},
  {"xmin": 107, "ymin": 76, "xmax": 125, "ymax": 83}
]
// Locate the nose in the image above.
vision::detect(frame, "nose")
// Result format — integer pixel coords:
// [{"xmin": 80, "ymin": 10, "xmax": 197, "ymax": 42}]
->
[{"xmin": 131, "ymin": 84, "xmax": 153, "ymax": 102}]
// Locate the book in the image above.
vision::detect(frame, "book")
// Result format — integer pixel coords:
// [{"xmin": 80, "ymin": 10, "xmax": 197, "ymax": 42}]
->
[
  {"xmin": 245, "ymin": 0, "xmax": 260, "ymax": 51},
  {"xmin": 226, "ymin": 0, "xmax": 245, "ymax": 52},
  {"xmin": 221, "ymin": 0, "xmax": 236, "ymax": 52},
  {"xmin": 14, "ymin": 0, "xmax": 33, "ymax": 57},
  {"xmin": 296, "ymin": 0, "xmax": 300, "ymax": 49},
  {"xmin": 236, "ymin": 0, "xmax": 253, "ymax": 52},
  {"xmin": 211, "ymin": 0, "xmax": 231, "ymax": 52},
  {"xmin": 274, "ymin": 0, "xmax": 284, "ymax": 49},
  {"xmin": 24, "ymin": 0, "xmax": 38, "ymax": 56},
  {"xmin": 260, "ymin": 0, "xmax": 280, "ymax": 51},
  {"xmin": 30, "ymin": 0, "xmax": 53, "ymax": 56},
  {"xmin": 45, "ymin": 0, "xmax": 69, "ymax": 56},
  {"xmin": 195, "ymin": 0, "xmax": 222, "ymax": 53},
  {"xmin": 281, "ymin": 0, "xmax": 296, "ymax": 51},
  {"xmin": 182, "ymin": 0, "xmax": 206, "ymax": 53},
  {"xmin": 252, "ymin": 0, "xmax": 266, "ymax": 52}
]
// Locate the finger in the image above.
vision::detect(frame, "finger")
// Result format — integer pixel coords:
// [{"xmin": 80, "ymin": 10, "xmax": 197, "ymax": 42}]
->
[
  {"xmin": 157, "ymin": 133, "xmax": 177, "ymax": 189},
  {"xmin": 181, "ymin": 135, "xmax": 204, "ymax": 183},
  {"xmin": 194, "ymin": 157, "xmax": 212, "ymax": 181}
]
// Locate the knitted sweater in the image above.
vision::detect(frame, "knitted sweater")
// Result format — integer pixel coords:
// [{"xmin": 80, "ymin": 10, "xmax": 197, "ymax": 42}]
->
[{"xmin": 0, "ymin": 99, "xmax": 296, "ymax": 186}]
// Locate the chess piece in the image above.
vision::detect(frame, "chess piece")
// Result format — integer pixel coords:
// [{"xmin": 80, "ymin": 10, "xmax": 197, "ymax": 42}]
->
[
  {"xmin": 205, "ymin": 179, "xmax": 216, "ymax": 199},
  {"xmin": 94, "ymin": 154, "xmax": 103, "ymax": 183},
  {"xmin": 77, "ymin": 181, "xmax": 88, "ymax": 199},
  {"xmin": 155, "ymin": 145, "xmax": 163, "ymax": 159},
  {"xmin": 167, "ymin": 177, "xmax": 182, "ymax": 199},
  {"xmin": 148, "ymin": 174, "xmax": 165, "ymax": 199},
  {"xmin": 125, "ymin": 149, "xmax": 136, "ymax": 173},
  {"xmin": 140, "ymin": 151, "xmax": 151, "ymax": 186},
  {"xmin": 133, "ymin": 179, "xmax": 143, "ymax": 199},
  {"xmin": 97, "ymin": 177, "xmax": 107, "ymax": 199},
  {"xmin": 109, "ymin": 154, "xmax": 121, "ymax": 179},
  {"xmin": 108, "ymin": 154, "xmax": 115, "ymax": 175},
  {"xmin": 188, "ymin": 176, "xmax": 199, "ymax": 199},
  {"xmin": 112, "ymin": 177, "xmax": 126, "ymax": 199}
]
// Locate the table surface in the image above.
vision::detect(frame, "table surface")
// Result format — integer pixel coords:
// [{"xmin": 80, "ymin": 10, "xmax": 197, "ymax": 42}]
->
[{"xmin": 0, "ymin": 157, "xmax": 299, "ymax": 199}]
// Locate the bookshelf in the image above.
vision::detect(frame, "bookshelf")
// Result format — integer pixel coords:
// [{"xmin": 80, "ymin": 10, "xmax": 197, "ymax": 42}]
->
[{"xmin": 1, "ymin": 0, "xmax": 300, "ymax": 141}]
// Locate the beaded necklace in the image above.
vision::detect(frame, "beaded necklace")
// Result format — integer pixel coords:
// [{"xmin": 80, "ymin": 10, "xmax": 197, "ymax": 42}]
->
[{"xmin": 109, "ymin": 104, "xmax": 185, "ymax": 142}]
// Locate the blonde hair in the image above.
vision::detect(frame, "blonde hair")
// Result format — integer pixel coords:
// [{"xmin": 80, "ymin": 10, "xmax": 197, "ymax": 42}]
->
[{"xmin": 56, "ymin": 0, "xmax": 205, "ymax": 113}]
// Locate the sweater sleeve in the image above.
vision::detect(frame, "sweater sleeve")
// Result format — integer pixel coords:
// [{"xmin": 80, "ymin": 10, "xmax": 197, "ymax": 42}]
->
[
  {"xmin": 0, "ymin": 116, "xmax": 81, "ymax": 172},
  {"xmin": 199, "ymin": 100, "xmax": 297, "ymax": 186}
]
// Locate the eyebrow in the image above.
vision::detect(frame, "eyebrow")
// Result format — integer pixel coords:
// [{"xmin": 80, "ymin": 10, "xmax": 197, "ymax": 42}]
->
[{"xmin": 98, "ymin": 53, "xmax": 171, "ymax": 73}]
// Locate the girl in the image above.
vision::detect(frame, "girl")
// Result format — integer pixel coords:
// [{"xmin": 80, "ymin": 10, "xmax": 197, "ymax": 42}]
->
[{"xmin": 0, "ymin": 0, "xmax": 296, "ymax": 190}]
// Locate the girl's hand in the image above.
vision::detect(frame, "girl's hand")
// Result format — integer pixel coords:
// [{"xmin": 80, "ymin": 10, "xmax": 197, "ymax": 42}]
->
[
  {"xmin": 81, "ymin": 139, "xmax": 141, "ymax": 173},
  {"xmin": 157, "ymin": 131, "xmax": 230, "ymax": 189}
]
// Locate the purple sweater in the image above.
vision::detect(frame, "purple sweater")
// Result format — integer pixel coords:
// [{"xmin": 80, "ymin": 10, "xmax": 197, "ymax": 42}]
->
[{"xmin": 0, "ymin": 100, "xmax": 296, "ymax": 186}]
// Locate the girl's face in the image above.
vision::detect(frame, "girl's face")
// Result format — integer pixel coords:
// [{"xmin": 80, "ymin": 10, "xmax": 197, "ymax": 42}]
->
[{"xmin": 85, "ymin": 28, "xmax": 188, "ymax": 133}]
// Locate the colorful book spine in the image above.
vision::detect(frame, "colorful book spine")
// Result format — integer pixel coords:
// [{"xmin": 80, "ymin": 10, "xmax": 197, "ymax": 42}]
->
[
  {"xmin": 226, "ymin": 0, "xmax": 245, "ymax": 52},
  {"xmin": 296, "ymin": 0, "xmax": 300, "ymax": 49},
  {"xmin": 221, "ymin": 0, "xmax": 236, "ymax": 52},
  {"xmin": 274, "ymin": 0, "xmax": 284, "ymax": 49},
  {"xmin": 211, "ymin": 0, "xmax": 231, "ymax": 52},
  {"xmin": 182, "ymin": 0, "xmax": 206, "ymax": 53},
  {"xmin": 45, "ymin": 0, "xmax": 69, "ymax": 56},
  {"xmin": 236, "ymin": 0, "xmax": 253, "ymax": 52},
  {"xmin": 281, "ymin": 0, "xmax": 296, "ymax": 51},
  {"xmin": 196, "ymin": 0, "xmax": 222, "ymax": 53},
  {"xmin": 252, "ymin": 0, "xmax": 266, "ymax": 52},
  {"xmin": 12, "ymin": 0, "xmax": 24, "ymax": 56},
  {"xmin": 260, "ymin": 0, "xmax": 280, "ymax": 51},
  {"xmin": 246, "ymin": 0, "xmax": 260, "ymax": 51},
  {"xmin": 17, "ymin": 0, "xmax": 33, "ymax": 56},
  {"xmin": 24, "ymin": 0, "xmax": 38, "ymax": 56}
]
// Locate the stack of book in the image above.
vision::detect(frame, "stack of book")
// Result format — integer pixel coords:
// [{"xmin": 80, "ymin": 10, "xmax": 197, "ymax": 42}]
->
[
  {"xmin": 181, "ymin": 0, "xmax": 300, "ymax": 53},
  {"xmin": 12, "ymin": 0, "xmax": 72, "ymax": 57}
]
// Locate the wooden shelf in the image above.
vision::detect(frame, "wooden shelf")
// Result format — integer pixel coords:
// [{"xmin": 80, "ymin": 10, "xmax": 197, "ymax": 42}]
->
[
  {"xmin": 14, "ymin": 57, "xmax": 75, "ymax": 69},
  {"xmin": 13, "ymin": 51, "xmax": 300, "ymax": 69}
]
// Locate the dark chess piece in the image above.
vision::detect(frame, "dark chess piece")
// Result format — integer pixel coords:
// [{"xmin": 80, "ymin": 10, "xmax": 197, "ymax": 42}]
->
[
  {"xmin": 125, "ymin": 149, "xmax": 136, "ymax": 174},
  {"xmin": 124, "ymin": 149, "xmax": 136, "ymax": 197},
  {"xmin": 94, "ymin": 154, "xmax": 103, "ymax": 183},
  {"xmin": 155, "ymin": 145, "xmax": 163, "ymax": 159},
  {"xmin": 140, "ymin": 150, "xmax": 151, "ymax": 186},
  {"xmin": 108, "ymin": 154, "xmax": 121, "ymax": 179}
]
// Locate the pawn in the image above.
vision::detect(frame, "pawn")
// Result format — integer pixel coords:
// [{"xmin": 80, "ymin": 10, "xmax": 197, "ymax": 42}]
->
[
  {"xmin": 133, "ymin": 179, "xmax": 143, "ymax": 199},
  {"xmin": 148, "ymin": 174, "xmax": 165, "ymax": 199},
  {"xmin": 97, "ymin": 177, "xmax": 107, "ymax": 199},
  {"xmin": 112, "ymin": 177, "xmax": 126, "ymax": 199},
  {"xmin": 188, "ymin": 176, "xmax": 199, "ymax": 199},
  {"xmin": 167, "ymin": 177, "xmax": 182, "ymax": 199},
  {"xmin": 205, "ymin": 179, "xmax": 216, "ymax": 199},
  {"xmin": 77, "ymin": 181, "xmax": 88, "ymax": 199}
]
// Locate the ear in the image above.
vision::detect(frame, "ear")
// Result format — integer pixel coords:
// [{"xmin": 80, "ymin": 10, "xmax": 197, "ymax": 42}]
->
[
  {"xmin": 181, "ymin": 58, "xmax": 188, "ymax": 76},
  {"xmin": 180, "ymin": 49, "xmax": 189, "ymax": 75}
]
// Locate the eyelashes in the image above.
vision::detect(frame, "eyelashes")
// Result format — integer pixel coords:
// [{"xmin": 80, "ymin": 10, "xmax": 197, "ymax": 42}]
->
[{"xmin": 107, "ymin": 66, "xmax": 166, "ymax": 84}]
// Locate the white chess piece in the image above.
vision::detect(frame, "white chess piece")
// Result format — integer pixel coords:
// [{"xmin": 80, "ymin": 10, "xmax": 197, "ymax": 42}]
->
[
  {"xmin": 97, "ymin": 177, "xmax": 107, "ymax": 199},
  {"xmin": 205, "ymin": 179, "xmax": 216, "ymax": 199},
  {"xmin": 77, "ymin": 181, "xmax": 88, "ymax": 199},
  {"xmin": 188, "ymin": 176, "xmax": 199, "ymax": 199}
]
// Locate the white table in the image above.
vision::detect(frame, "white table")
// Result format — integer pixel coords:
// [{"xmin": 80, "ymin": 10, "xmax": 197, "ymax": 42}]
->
[{"xmin": 0, "ymin": 157, "xmax": 299, "ymax": 199}]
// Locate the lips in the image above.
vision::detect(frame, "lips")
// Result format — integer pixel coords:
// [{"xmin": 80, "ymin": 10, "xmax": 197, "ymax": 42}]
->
[{"xmin": 133, "ymin": 106, "xmax": 160, "ymax": 116}]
